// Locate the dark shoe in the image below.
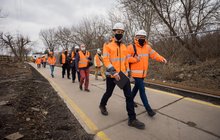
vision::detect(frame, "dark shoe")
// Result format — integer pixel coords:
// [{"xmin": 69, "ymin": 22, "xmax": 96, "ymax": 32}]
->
[
  {"xmin": 128, "ymin": 119, "xmax": 145, "ymax": 130},
  {"xmin": 134, "ymin": 102, "xmax": 138, "ymax": 108},
  {"xmin": 148, "ymin": 111, "xmax": 156, "ymax": 117},
  {"xmin": 79, "ymin": 85, "xmax": 82, "ymax": 90},
  {"xmin": 103, "ymin": 78, "xmax": 106, "ymax": 81},
  {"xmin": 68, "ymin": 77, "xmax": 71, "ymax": 79},
  {"xmin": 52, "ymin": 74, "xmax": 54, "ymax": 78},
  {"xmin": 72, "ymin": 80, "xmax": 75, "ymax": 83},
  {"xmin": 99, "ymin": 105, "xmax": 108, "ymax": 116},
  {"xmin": 85, "ymin": 89, "xmax": 90, "ymax": 92},
  {"xmin": 62, "ymin": 75, "xmax": 64, "ymax": 78}
]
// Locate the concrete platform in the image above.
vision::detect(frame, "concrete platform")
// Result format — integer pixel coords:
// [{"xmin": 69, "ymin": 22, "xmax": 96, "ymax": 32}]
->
[{"xmin": 30, "ymin": 63, "xmax": 220, "ymax": 140}]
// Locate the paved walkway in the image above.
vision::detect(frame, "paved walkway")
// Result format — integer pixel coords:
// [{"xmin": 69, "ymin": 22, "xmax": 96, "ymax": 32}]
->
[{"xmin": 30, "ymin": 63, "xmax": 220, "ymax": 140}]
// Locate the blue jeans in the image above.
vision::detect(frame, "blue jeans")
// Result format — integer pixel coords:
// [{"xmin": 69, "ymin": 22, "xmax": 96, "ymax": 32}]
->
[
  {"xmin": 50, "ymin": 65, "xmax": 55, "ymax": 75},
  {"xmin": 132, "ymin": 78, "xmax": 153, "ymax": 112}
]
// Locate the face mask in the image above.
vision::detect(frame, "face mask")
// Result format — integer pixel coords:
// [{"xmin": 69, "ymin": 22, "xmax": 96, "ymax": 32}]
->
[
  {"xmin": 138, "ymin": 39, "xmax": 145, "ymax": 46},
  {"xmin": 115, "ymin": 34, "xmax": 123, "ymax": 41},
  {"xmin": 81, "ymin": 48, "xmax": 85, "ymax": 51},
  {"xmin": 64, "ymin": 51, "xmax": 68, "ymax": 55},
  {"xmin": 75, "ymin": 49, "xmax": 79, "ymax": 52}
]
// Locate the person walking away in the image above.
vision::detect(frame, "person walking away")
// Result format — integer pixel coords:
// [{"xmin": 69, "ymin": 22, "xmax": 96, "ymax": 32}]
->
[
  {"xmin": 127, "ymin": 30, "xmax": 167, "ymax": 117},
  {"xmin": 70, "ymin": 46, "xmax": 80, "ymax": 83},
  {"xmin": 47, "ymin": 51, "xmax": 56, "ymax": 78},
  {"xmin": 75, "ymin": 44, "xmax": 92, "ymax": 92},
  {"xmin": 35, "ymin": 57, "xmax": 42, "ymax": 68},
  {"xmin": 94, "ymin": 48, "xmax": 106, "ymax": 81},
  {"xmin": 99, "ymin": 22, "xmax": 145, "ymax": 129},
  {"xmin": 41, "ymin": 55, "xmax": 47, "ymax": 68},
  {"xmin": 60, "ymin": 50, "xmax": 70, "ymax": 79}
]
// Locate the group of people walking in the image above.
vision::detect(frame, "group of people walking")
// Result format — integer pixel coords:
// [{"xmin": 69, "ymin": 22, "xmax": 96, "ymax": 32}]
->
[
  {"xmin": 35, "ymin": 22, "xmax": 167, "ymax": 130},
  {"xmin": 99, "ymin": 23, "xmax": 167, "ymax": 129}
]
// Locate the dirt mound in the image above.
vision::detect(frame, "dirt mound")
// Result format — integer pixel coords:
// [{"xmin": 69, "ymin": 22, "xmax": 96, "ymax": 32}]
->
[
  {"xmin": 0, "ymin": 61, "xmax": 94, "ymax": 140},
  {"xmin": 148, "ymin": 58, "xmax": 220, "ymax": 95}
]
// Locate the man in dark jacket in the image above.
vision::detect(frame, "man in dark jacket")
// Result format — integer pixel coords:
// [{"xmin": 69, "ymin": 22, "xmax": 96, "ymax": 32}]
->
[
  {"xmin": 70, "ymin": 46, "xmax": 80, "ymax": 83},
  {"xmin": 60, "ymin": 49, "xmax": 71, "ymax": 79}
]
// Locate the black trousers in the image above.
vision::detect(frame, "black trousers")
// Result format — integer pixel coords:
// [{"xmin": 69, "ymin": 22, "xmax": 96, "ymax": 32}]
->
[
  {"xmin": 62, "ymin": 63, "xmax": 70, "ymax": 78},
  {"xmin": 71, "ymin": 67, "xmax": 80, "ymax": 82},
  {"xmin": 100, "ymin": 77, "xmax": 136, "ymax": 121}
]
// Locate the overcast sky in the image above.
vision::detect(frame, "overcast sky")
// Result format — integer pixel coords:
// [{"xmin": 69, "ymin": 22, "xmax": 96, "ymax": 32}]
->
[{"xmin": 0, "ymin": 0, "xmax": 117, "ymax": 51}]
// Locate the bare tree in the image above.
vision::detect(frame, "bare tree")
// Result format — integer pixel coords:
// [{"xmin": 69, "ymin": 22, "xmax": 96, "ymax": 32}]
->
[
  {"xmin": 39, "ymin": 28, "xmax": 57, "ymax": 52},
  {"xmin": 55, "ymin": 26, "xmax": 74, "ymax": 50},
  {"xmin": 0, "ymin": 33, "xmax": 31, "ymax": 62},
  {"xmin": 70, "ymin": 17, "xmax": 109, "ymax": 53},
  {"xmin": 149, "ymin": 0, "xmax": 220, "ymax": 60},
  {"xmin": 119, "ymin": 0, "xmax": 157, "ymax": 39}
]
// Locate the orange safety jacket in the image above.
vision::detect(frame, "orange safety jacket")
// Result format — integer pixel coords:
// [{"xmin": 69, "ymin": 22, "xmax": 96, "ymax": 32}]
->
[
  {"xmin": 103, "ymin": 38, "xmax": 129, "ymax": 77},
  {"xmin": 35, "ymin": 58, "xmax": 42, "ymax": 64},
  {"xmin": 70, "ymin": 52, "xmax": 75, "ymax": 63},
  {"xmin": 127, "ymin": 39, "xmax": 165, "ymax": 78},
  {"xmin": 78, "ymin": 51, "xmax": 90, "ymax": 68},
  {"xmin": 94, "ymin": 54, "xmax": 103, "ymax": 67},
  {"xmin": 61, "ymin": 53, "xmax": 66, "ymax": 64},
  {"xmin": 41, "ymin": 57, "xmax": 46, "ymax": 62},
  {"xmin": 48, "ymin": 56, "xmax": 56, "ymax": 65}
]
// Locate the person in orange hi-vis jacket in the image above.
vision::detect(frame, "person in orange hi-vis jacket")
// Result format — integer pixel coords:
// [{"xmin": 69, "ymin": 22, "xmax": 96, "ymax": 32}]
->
[
  {"xmin": 41, "ymin": 55, "xmax": 47, "ymax": 68},
  {"xmin": 99, "ymin": 22, "xmax": 145, "ymax": 130},
  {"xmin": 75, "ymin": 44, "xmax": 92, "ymax": 92},
  {"xmin": 94, "ymin": 48, "xmax": 106, "ymax": 81},
  {"xmin": 35, "ymin": 57, "xmax": 42, "ymax": 68},
  {"xmin": 47, "ymin": 51, "xmax": 56, "ymax": 78},
  {"xmin": 127, "ymin": 30, "xmax": 167, "ymax": 117}
]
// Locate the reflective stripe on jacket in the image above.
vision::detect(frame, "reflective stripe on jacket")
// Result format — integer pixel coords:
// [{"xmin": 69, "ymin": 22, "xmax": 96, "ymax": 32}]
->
[
  {"xmin": 48, "ymin": 56, "xmax": 56, "ymax": 65},
  {"xmin": 127, "ymin": 39, "xmax": 164, "ymax": 78},
  {"xmin": 103, "ymin": 38, "xmax": 129, "ymax": 77},
  {"xmin": 78, "ymin": 51, "xmax": 90, "ymax": 68}
]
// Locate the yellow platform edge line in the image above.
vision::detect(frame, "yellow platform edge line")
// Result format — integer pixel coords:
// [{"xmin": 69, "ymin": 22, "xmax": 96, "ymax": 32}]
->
[
  {"xmin": 46, "ymin": 75, "xmax": 110, "ymax": 140},
  {"xmin": 184, "ymin": 97, "xmax": 220, "ymax": 109}
]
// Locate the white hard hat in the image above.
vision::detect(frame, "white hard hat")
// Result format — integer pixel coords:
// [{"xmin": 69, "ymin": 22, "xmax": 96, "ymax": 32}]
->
[
  {"xmin": 97, "ymin": 48, "xmax": 101, "ymax": 52},
  {"xmin": 112, "ymin": 22, "xmax": 125, "ymax": 31},
  {"xmin": 135, "ymin": 30, "xmax": 147, "ymax": 37},
  {"xmin": 75, "ymin": 45, "xmax": 79, "ymax": 49}
]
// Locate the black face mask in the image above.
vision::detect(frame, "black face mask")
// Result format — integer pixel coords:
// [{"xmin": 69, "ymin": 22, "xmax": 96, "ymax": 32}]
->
[
  {"xmin": 138, "ymin": 39, "xmax": 145, "ymax": 46},
  {"xmin": 115, "ymin": 34, "xmax": 123, "ymax": 41},
  {"xmin": 75, "ymin": 49, "xmax": 79, "ymax": 52},
  {"xmin": 64, "ymin": 51, "xmax": 68, "ymax": 55}
]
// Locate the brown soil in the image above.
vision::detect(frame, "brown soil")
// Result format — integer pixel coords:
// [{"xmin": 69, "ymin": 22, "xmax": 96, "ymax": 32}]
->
[
  {"xmin": 0, "ymin": 61, "xmax": 94, "ymax": 140},
  {"xmin": 147, "ymin": 58, "xmax": 220, "ymax": 96}
]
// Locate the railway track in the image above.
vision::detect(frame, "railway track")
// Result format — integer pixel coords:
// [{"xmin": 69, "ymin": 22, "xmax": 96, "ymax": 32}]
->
[{"xmin": 143, "ymin": 81, "xmax": 220, "ymax": 105}]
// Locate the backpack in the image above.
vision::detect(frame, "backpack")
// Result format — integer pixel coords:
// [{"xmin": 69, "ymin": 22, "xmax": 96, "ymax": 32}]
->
[{"xmin": 128, "ymin": 44, "xmax": 137, "ymax": 77}]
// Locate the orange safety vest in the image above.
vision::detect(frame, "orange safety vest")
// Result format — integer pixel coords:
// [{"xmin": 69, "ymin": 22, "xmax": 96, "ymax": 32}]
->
[
  {"xmin": 78, "ymin": 51, "xmax": 90, "ymax": 68},
  {"xmin": 103, "ymin": 38, "xmax": 129, "ymax": 77},
  {"xmin": 48, "ymin": 56, "xmax": 56, "ymax": 65},
  {"xmin": 35, "ymin": 58, "xmax": 41, "ymax": 64},
  {"xmin": 61, "ymin": 53, "xmax": 66, "ymax": 64},
  {"xmin": 127, "ymin": 39, "xmax": 164, "ymax": 78},
  {"xmin": 42, "ymin": 57, "xmax": 46, "ymax": 62},
  {"xmin": 70, "ymin": 52, "xmax": 75, "ymax": 63},
  {"xmin": 94, "ymin": 54, "xmax": 103, "ymax": 67}
]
